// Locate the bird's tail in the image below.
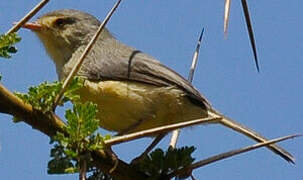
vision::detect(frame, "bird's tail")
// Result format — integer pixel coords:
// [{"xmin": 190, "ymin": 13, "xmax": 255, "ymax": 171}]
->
[{"xmin": 208, "ymin": 109, "xmax": 295, "ymax": 163}]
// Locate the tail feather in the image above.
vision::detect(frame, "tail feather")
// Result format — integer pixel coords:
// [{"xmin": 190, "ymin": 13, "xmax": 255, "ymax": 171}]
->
[{"xmin": 208, "ymin": 109, "xmax": 295, "ymax": 163}]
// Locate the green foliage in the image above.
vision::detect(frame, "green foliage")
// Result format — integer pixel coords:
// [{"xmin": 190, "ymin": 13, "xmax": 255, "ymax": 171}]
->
[
  {"xmin": 15, "ymin": 77, "xmax": 84, "ymax": 112},
  {"xmin": 12, "ymin": 75, "xmax": 196, "ymax": 179},
  {"xmin": 137, "ymin": 146, "xmax": 196, "ymax": 179},
  {"xmin": 48, "ymin": 144, "xmax": 76, "ymax": 174},
  {"xmin": 49, "ymin": 102, "xmax": 111, "ymax": 175},
  {"xmin": 0, "ymin": 33, "xmax": 21, "ymax": 58},
  {"xmin": 63, "ymin": 76, "xmax": 85, "ymax": 103},
  {"xmin": 14, "ymin": 77, "xmax": 112, "ymax": 176},
  {"xmin": 55, "ymin": 102, "xmax": 105, "ymax": 157},
  {"xmin": 15, "ymin": 81, "xmax": 61, "ymax": 112}
]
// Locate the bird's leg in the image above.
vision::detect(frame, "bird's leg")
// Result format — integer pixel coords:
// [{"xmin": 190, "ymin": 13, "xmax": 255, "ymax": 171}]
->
[{"xmin": 131, "ymin": 133, "xmax": 166, "ymax": 164}]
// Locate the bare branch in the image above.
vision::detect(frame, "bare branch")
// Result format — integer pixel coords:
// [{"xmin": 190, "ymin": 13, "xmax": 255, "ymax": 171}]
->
[
  {"xmin": 0, "ymin": 83, "xmax": 65, "ymax": 137},
  {"xmin": 79, "ymin": 159, "xmax": 87, "ymax": 180},
  {"xmin": 106, "ymin": 117, "xmax": 221, "ymax": 146}
]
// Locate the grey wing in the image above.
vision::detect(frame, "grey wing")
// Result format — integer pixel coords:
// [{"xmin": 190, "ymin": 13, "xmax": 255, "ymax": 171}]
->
[{"xmin": 79, "ymin": 39, "xmax": 211, "ymax": 109}]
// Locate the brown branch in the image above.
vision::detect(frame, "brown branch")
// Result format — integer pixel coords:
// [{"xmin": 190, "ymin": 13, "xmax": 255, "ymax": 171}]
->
[
  {"xmin": 0, "ymin": 82, "xmax": 147, "ymax": 180},
  {"xmin": 0, "ymin": 83, "xmax": 65, "ymax": 137},
  {"xmin": 79, "ymin": 158, "xmax": 87, "ymax": 180}
]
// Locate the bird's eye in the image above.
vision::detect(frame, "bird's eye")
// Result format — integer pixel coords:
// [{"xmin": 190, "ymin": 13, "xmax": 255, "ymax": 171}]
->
[
  {"xmin": 54, "ymin": 17, "xmax": 76, "ymax": 27},
  {"xmin": 54, "ymin": 18, "xmax": 65, "ymax": 27}
]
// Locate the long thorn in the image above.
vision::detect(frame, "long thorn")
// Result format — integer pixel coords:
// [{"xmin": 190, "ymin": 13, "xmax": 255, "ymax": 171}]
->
[
  {"xmin": 168, "ymin": 134, "xmax": 302, "ymax": 179},
  {"xmin": 241, "ymin": 0, "xmax": 260, "ymax": 72},
  {"xmin": 224, "ymin": 0, "xmax": 231, "ymax": 37},
  {"xmin": 169, "ymin": 28, "xmax": 205, "ymax": 148}
]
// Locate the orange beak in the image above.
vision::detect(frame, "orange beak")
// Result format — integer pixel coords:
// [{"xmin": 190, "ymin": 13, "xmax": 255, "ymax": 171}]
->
[{"xmin": 21, "ymin": 22, "xmax": 43, "ymax": 31}]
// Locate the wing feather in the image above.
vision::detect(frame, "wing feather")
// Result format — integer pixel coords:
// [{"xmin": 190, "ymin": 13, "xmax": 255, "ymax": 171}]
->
[{"xmin": 70, "ymin": 37, "xmax": 211, "ymax": 109}]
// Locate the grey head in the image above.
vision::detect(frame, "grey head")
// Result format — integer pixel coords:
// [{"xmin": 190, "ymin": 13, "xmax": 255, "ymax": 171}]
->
[{"xmin": 28, "ymin": 9, "xmax": 113, "ymax": 73}]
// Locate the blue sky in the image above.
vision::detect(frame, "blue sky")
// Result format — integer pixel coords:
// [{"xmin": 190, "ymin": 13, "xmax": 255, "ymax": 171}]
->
[{"xmin": 0, "ymin": 0, "xmax": 302, "ymax": 179}]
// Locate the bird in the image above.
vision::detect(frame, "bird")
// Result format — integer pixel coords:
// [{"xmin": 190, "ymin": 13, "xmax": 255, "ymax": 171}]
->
[{"xmin": 22, "ymin": 9, "xmax": 294, "ymax": 163}]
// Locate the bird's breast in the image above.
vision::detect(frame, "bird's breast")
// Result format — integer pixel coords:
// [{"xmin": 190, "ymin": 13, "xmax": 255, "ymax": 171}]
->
[{"xmin": 78, "ymin": 80, "xmax": 207, "ymax": 133}]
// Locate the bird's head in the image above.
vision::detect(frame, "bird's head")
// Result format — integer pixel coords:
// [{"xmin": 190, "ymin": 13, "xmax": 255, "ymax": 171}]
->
[{"xmin": 22, "ymin": 9, "xmax": 112, "ymax": 75}]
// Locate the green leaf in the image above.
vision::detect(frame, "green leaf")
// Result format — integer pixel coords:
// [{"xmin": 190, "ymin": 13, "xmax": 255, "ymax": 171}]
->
[
  {"xmin": 48, "ymin": 144, "xmax": 75, "ymax": 174},
  {"xmin": 0, "ymin": 33, "xmax": 21, "ymax": 58},
  {"xmin": 63, "ymin": 77, "xmax": 85, "ymax": 102},
  {"xmin": 65, "ymin": 167, "xmax": 79, "ymax": 174},
  {"xmin": 137, "ymin": 146, "xmax": 196, "ymax": 178},
  {"xmin": 65, "ymin": 102, "xmax": 99, "ymax": 142},
  {"xmin": 14, "ymin": 77, "xmax": 84, "ymax": 112},
  {"xmin": 15, "ymin": 81, "xmax": 62, "ymax": 112},
  {"xmin": 49, "ymin": 101, "xmax": 110, "ymax": 175}
]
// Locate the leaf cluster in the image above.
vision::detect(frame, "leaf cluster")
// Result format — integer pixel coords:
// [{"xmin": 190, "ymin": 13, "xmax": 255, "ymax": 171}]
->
[
  {"xmin": 0, "ymin": 33, "xmax": 21, "ymax": 58},
  {"xmin": 11, "ymin": 76, "xmax": 197, "ymax": 179},
  {"xmin": 49, "ymin": 102, "xmax": 111, "ymax": 175},
  {"xmin": 13, "ymin": 77, "xmax": 113, "ymax": 176},
  {"xmin": 15, "ymin": 77, "xmax": 84, "ymax": 112},
  {"xmin": 55, "ymin": 102, "xmax": 107, "ymax": 158},
  {"xmin": 137, "ymin": 146, "xmax": 196, "ymax": 179}
]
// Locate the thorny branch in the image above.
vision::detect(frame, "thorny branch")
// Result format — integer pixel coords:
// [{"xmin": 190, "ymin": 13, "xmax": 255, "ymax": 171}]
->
[{"xmin": 0, "ymin": 83, "xmax": 147, "ymax": 180}]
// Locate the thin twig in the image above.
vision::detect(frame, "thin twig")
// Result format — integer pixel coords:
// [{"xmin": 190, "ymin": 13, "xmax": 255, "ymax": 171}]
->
[
  {"xmin": 241, "ymin": 0, "xmax": 259, "ymax": 72},
  {"xmin": 168, "ymin": 134, "xmax": 301, "ymax": 179},
  {"xmin": 52, "ymin": 0, "xmax": 123, "ymax": 110},
  {"xmin": 224, "ymin": 0, "xmax": 231, "ymax": 37},
  {"xmin": 169, "ymin": 28, "xmax": 205, "ymax": 148},
  {"xmin": 6, "ymin": 0, "xmax": 49, "ymax": 34},
  {"xmin": 106, "ymin": 117, "xmax": 220, "ymax": 146}
]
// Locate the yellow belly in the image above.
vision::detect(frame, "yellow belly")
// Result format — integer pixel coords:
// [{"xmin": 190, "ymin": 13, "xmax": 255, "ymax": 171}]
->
[{"xmin": 78, "ymin": 80, "xmax": 207, "ymax": 133}]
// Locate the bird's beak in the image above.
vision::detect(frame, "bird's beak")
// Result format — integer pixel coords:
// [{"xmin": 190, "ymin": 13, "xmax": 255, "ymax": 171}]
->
[{"xmin": 20, "ymin": 21, "xmax": 43, "ymax": 31}]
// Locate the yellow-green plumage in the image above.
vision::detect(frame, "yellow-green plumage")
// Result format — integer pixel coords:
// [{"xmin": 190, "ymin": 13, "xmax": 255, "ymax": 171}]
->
[{"xmin": 80, "ymin": 80, "xmax": 207, "ymax": 133}]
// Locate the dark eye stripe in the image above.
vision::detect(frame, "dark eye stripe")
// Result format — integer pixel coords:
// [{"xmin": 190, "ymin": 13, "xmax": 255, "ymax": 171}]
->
[{"xmin": 54, "ymin": 17, "xmax": 76, "ymax": 27}]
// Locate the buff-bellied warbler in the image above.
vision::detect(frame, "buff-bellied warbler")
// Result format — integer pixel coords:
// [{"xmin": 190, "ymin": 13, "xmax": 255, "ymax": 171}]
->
[{"xmin": 22, "ymin": 9, "xmax": 294, "ymax": 163}]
